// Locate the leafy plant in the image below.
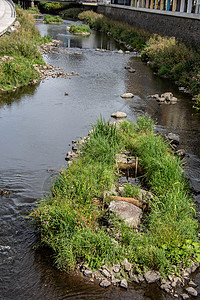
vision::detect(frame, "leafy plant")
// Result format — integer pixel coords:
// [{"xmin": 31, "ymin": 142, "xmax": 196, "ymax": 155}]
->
[{"xmin": 43, "ymin": 15, "xmax": 63, "ymax": 24}]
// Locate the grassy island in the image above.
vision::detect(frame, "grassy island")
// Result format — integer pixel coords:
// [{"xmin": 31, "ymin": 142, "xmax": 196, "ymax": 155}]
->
[
  {"xmin": 43, "ymin": 15, "xmax": 63, "ymax": 24},
  {"xmin": 32, "ymin": 117, "xmax": 199, "ymax": 277},
  {"xmin": 69, "ymin": 24, "xmax": 90, "ymax": 35},
  {"xmin": 0, "ymin": 7, "xmax": 49, "ymax": 92}
]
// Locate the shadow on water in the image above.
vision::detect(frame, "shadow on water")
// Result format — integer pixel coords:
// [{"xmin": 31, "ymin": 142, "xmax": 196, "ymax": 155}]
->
[{"xmin": 0, "ymin": 19, "xmax": 199, "ymax": 300}]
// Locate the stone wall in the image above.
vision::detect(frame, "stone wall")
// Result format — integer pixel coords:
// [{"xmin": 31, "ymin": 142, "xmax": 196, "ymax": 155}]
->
[{"xmin": 97, "ymin": 5, "xmax": 200, "ymax": 47}]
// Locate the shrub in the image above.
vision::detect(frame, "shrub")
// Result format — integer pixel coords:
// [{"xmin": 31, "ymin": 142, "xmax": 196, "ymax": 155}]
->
[
  {"xmin": 43, "ymin": 15, "xmax": 63, "ymax": 24},
  {"xmin": 69, "ymin": 24, "xmax": 90, "ymax": 34}
]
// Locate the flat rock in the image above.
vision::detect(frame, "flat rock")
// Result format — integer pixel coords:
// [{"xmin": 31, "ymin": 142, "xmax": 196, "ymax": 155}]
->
[
  {"xmin": 181, "ymin": 294, "xmax": 190, "ymax": 300},
  {"xmin": 120, "ymin": 93, "xmax": 134, "ymax": 98},
  {"xmin": 185, "ymin": 287, "xmax": 198, "ymax": 296},
  {"xmin": 111, "ymin": 278, "xmax": 121, "ymax": 286},
  {"xmin": 83, "ymin": 269, "xmax": 93, "ymax": 277},
  {"xmin": 111, "ymin": 111, "xmax": 127, "ymax": 119},
  {"xmin": 109, "ymin": 201, "xmax": 142, "ymax": 228},
  {"xmin": 101, "ymin": 269, "xmax": 111, "ymax": 278},
  {"xmin": 120, "ymin": 278, "xmax": 128, "ymax": 289},
  {"xmin": 144, "ymin": 270, "xmax": 161, "ymax": 283},
  {"xmin": 100, "ymin": 279, "xmax": 111, "ymax": 288}
]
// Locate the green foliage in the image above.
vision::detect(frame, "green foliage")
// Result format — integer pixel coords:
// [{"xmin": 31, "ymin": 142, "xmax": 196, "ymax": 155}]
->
[
  {"xmin": 78, "ymin": 11, "xmax": 149, "ymax": 50},
  {"xmin": 43, "ymin": 15, "xmax": 63, "ymax": 24},
  {"xmin": 32, "ymin": 117, "xmax": 199, "ymax": 276},
  {"xmin": 0, "ymin": 7, "xmax": 45, "ymax": 91},
  {"xmin": 123, "ymin": 183, "xmax": 140, "ymax": 198},
  {"xmin": 69, "ymin": 24, "xmax": 90, "ymax": 34},
  {"xmin": 62, "ymin": 8, "xmax": 83, "ymax": 20},
  {"xmin": 141, "ymin": 35, "xmax": 200, "ymax": 108},
  {"xmin": 38, "ymin": 1, "xmax": 69, "ymax": 14},
  {"xmin": 26, "ymin": 6, "xmax": 40, "ymax": 14}
]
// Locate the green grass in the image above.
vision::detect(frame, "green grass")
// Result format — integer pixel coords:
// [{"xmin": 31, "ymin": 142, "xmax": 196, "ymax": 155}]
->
[
  {"xmin": 69, "ymin": 24, "xmax": 90, "ymax": 34},
  {"xmin": 0, "ymin": 7, "xmax": 47, "ymax": 91},
  {"xmin": 32, "ymin": 116, "xmax": 199, "ymax": 276},
  {"xmin": 43, "ymin": 15, "xmax": 63, "ymax": 24}
]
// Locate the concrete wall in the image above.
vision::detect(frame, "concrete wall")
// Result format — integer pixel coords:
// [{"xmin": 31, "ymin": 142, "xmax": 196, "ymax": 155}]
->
[{"xmin": 97, "ymin": 4, "xmax": 200, "ymax": 47}]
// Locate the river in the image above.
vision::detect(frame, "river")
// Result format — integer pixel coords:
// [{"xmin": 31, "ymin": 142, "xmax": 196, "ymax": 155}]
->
[{"xmin": 0, "ymin": 19, "xmax": 199, "ymax": 300}]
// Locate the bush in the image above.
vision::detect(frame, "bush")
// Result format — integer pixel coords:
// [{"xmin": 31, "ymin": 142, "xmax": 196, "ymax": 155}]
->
[
  {"xmin": 62, "ymin": 8, "xmax": 83, "ymax": 20},
  {"xmin": 69, "ymin": 24, "xmax": 90, "ymax": 34},
  {"xmin": 43, "ymin": 15, "xmax": 63, "ymax": 24}
]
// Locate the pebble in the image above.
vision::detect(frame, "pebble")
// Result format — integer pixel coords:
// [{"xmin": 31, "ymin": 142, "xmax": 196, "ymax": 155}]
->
[
  {"xmin": 100, "ymin": 279, "xmax": 111, "ymax": 288},
  {"xmin": 185, "ymin": 286, "xmax": 198, "ymax": 297},
  {"xmin": 120, "ymin": 278, "xmax": 128, "ymax": 289}
]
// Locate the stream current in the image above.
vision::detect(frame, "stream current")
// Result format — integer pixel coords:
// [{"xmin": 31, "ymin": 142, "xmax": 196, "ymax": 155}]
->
[{"xmin": 0, "ymin": 20, "xmax": 200, "ymax": 299}]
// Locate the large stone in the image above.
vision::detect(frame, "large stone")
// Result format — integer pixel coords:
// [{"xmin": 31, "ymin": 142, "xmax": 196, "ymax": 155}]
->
[
  {"xmin": 111, "ymin": 111, "xmax": 127, "ymax": 119},
  {"xmin": 167, "ymin": 133, "xmax": 180, "ymax": 145},
  {"xmin": 100, "ymin": 279, "xmax": 111, "ymax": 288},
  {"xmin": 122, "ymin": 258, "xmax": 132, "ymax": 272},
  {"xmin": 112, "ymin": 264, "xmax": 121, "ymax": 273},
  {"xmin": 109, "ymin": 201, "xmax": 142, "ymax": 228},
  {"xmin": 83, "ymin": 269, "xmax": 93, "ymax": 277},
  {"xmin": 185, "ymin": 287, "xmax": 198, "ymax": 297},
  {"xmin": 144, "ymin": 270, "xmax": 161, "ymax": 283},
  {"xmin": 120, "ymin": 93, "xmax": 134, "ymax": 98},
  {"xmin": 130, "ymin": 274, "xmax": 140, "ymax": 283},
  {"xmin": 120, "ymin": 278, "xmax": 128, "ymax": 289},
  {"xmin": 101, "ymin": 269, "xmax": 111, "ymax": 278}
]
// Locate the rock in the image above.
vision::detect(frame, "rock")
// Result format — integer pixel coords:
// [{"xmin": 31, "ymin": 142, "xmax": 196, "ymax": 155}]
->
[
  {"xmin": 188, "ymin": 280, "xmax": 197, "ymax": 287},
  {"xmin": 111, "ymin": 278, "xmax": 121, "ymax": 286},
  {"xmin": 109, "ymin": 201, "xmax": 142, "ymax": 228},
  {"xmin": 100, "ymin": 279, "xmax": 111, "ymax": 288},
  {"xmin": 94, "ymin": 270, "xmax": 102, "ymax": 280},
  {"xmin": 122, "ymin": 258, "xmax": 132, "ymax": 272},
  {"xmin": 111, "ymin": 112, "xmax": 127, "ymax": 119},
  {"xmin": 185, "ymin": 287, "xmax": 198, "ymax": 296},
  {"xmin": 120, "ymin": 93, "xmax": 134, "ymax": 98},
  {"xmin": 152, "ymin": 92, "xmax": 177, "ymax": 104},
  {"xmin": 65, "ymin": 151, "xmax": 77, "ymax": 161},
  {"xmin": 137, "ymin": 274, "xmax": 145, "ymax": 282},
  {"xmin": 118, "ymin": 50, "xmax": 123, "ymax": 54},
  {"xmin": 166, "ymin": 133, "xmax": 180, "ymax": 145},
  {"xmin": 130, "ymin": 274, "xmax": 140, "ymax": 283},
  {"xmin": 120, "ymin": 278, "xmax": 128, "ymax": 289},
  {"xmin": 160, "ymin": 283, "xmax": 172, "ymax": 292},
  {"xmin": 116, "ymin": 153, "xmax": 127, "ymax": 164},
  {"xmin": 83, "ymin": 269, "xmax": 93, "ymax": 277},
  {"xmin": 144, "ymin": 271, "xmax": 161, "ymax": 283},
  {"xmin": 128, "ymin": 68, "xmax": 136, "ymax": 73},
  {"xmin": 176, "ymin": 149, "xmax": 186, "ymax": 158},
  {"xmin": 101, "ymin": 269, "xmax": 111, "ymax": 278},
  {"xmin": 151, "ymin": 94, "xmax": 160, "ymax": 100},
  {"xmin": 181, "ymin": 294, "xmax": 190, "ymax": 300},
  {"xmin": 112, "ymin": 264, "xmax": 121, "ymax": 273},
  {"xmin": 64, "ymin": 92, "xmax": 68, "ymax": 96}
]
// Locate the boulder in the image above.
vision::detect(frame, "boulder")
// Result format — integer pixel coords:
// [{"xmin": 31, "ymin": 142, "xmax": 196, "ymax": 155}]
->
[
  {"xmin": 130, "ymin": 274, "xmax": 140, "ymax": 283},
  {"xmin": 144, "ymin": 270, "xmax": 160, "ymax": 283},
  {"xmin": 120, "ymin": 278, "xmax": 128, "ymax": 289},
  {"xmin": 100, "ymin": 279, "xmax": 111, "ymax": 288},
  {"xmin": 185, "ymin": 287, "xmax": 198, "ymax": 297},
  {"xmin": 122, "ymin": 258, "xmax": 132, "ymax": 272},
  {"xmin": 118, "ymin": 50, "xmax": 123, "ymax": 54},
  {"xmin": 181, "ymin": 294, "xmax": 190, "ymax": 300},
  {"xmin": 112, "ymin": 264, "xmax": 121, "ymax": 273},
  {"xmin": 109, "ymin": 201, "xmax": 142, "ymax": 228},
  {"xmin": 111, "ymin": 112, "xmax": 127, "ymax": 119},
  {"xmin": 101, "ymin": 269, "xmax": 111, "ymax": 278},
  {"xmin": 83, "ymin": 269, "xmax": 93, "ymax": 277},
  {"xmin": 166, "ymin": 133, "xmax": 180, "ymax": 145},
  {"xmin": 120, "ymin": 93, "xmax": 134, "ymax": 98}
]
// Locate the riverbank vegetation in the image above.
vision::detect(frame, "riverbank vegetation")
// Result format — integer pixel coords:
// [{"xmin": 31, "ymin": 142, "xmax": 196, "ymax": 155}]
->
[
  {"xmin": 32, "ymin": 117, "xmax": 199, "ymax": 276},
  {"xmin": 0, "ymin": 7, "xmax": 48, "ymax": 91},
  {"xmin": 43, "ymin": 14, "xmax": 63, "ymax": 24},
  {"xmin": 78, "ymin": 10, "xmax": 200, "ymax": 110}
]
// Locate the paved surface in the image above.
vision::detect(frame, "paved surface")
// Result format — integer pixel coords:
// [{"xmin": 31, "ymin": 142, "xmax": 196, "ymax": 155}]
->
[{"xmin": 0, "ymin": 0, "xmax": 16, "ymax": 36}]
